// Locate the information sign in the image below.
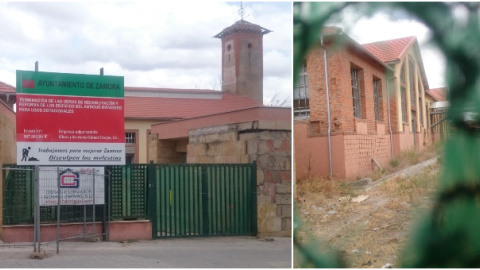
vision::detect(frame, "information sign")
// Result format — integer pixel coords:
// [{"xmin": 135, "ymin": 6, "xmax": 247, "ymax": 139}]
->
[{"xmin": 16, "ymin": 70, "xmax": 125, "ymax": 165}]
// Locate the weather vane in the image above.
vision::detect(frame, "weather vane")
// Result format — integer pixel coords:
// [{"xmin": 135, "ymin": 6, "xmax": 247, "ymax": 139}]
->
[{"xmin": 238, "ymin": 2, "xmax": 247, "ymax": 21}]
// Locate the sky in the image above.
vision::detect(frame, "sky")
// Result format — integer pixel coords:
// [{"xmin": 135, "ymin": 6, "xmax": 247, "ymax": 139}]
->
[
  {"xmin": 326, "ymin": 4, "xmax": 447, "ymax": 89},
  {"xmin": 0, "ymin": 1, "xmax": 292, "ymax": 105}
]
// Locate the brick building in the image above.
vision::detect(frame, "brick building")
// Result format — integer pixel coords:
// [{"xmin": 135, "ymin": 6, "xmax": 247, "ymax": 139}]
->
[
  {"xmin": 294, "ymin": 27, "xmax": 434, "ymax": 180},
  {"xmin": 0, "ymin": 82, "xmax": 16, "ymax": 110},
  {"xmin": 123, "ymin": 87, "xmax": 260, "ymax": 164},
  {"xmin": 144, "ymin": 19, "xmax": 291, "ymax": 236},
  {"xmin": 363, "ymin": 34, "xmax": 431, "ymax": 154},
  {"xmin": 0, "ymin": 82, "xmax": 17, "ymax": 165},
  {"xmin": 0, "ymin": 82, "xmax": 17, "ymax": 235},
  {"xmin": 0, "ymin": 19, "xmax": 291, "ymax": 237}
]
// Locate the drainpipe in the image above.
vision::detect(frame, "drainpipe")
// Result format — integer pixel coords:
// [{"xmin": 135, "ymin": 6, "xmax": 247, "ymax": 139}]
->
[
  {"xmin": 321, "ymin": 38, "xmax": 333, "ymax": 179},
  {"xmin": 386, "ymin": 71, "xmax": 394, "ymax": 157}
]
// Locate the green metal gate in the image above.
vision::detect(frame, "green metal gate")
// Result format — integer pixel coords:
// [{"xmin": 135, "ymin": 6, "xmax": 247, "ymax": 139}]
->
[{"xmin": 148, "ymin": 162, "xmax": 257, "ymax": 238}]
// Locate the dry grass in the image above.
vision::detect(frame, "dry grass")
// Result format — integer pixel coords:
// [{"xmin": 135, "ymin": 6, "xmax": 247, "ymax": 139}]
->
[
  {"xmin": 297, "ymin": 177, "xmax": 355, "ymax": 199},
  {"xmin": 371, "ymin": 142, "xmax": 443, "ymax": 181},
  {"xmin": 378, "ymin": 163, "xmax": 439, "ymax": 206},
  {"xmin": 294, "ymin": 156, "xmax": 441, "ymax": 268}
]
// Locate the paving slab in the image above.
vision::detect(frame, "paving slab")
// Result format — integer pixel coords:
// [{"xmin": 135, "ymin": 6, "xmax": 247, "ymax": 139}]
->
[
  {"xmin": 0, "ymin": 236, "xmax": 291, "ymax": 268},
  {"xmin": 364, "ymin": 157, "xmax": 439, "ymax": 190}
]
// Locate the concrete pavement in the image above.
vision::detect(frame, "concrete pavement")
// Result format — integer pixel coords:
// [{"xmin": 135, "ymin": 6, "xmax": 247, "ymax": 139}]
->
[{"xmin": 0, "ymin": 236, "xmax": 291, "ymax": 268}]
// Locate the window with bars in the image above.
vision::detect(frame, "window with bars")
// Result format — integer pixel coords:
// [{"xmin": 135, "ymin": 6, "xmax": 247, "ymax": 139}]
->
[
  {"xmin": 294, "ymin": 61, "xmax": 310, "ymax": 120},
  {"xmin": 125, "ymin": 132, "xmax": 136, "ymax": 144},
  {"xmin": 401, "ymin": 86, "xmax": 407, "ymax": 123},
  {"xmin": 351, "ymin": 68, "xmax": 362, "ymax": 118},
  {"xmin": 373, "ymin": 78, "xmax": 381, "ymax": 121},
  {"xmin": 409, "ymin": 59, "xmax": 416, "ymax": 107}
]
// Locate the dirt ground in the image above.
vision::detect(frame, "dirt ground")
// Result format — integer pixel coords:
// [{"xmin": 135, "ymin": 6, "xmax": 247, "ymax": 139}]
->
[{"xmin": 294, "ymin": 148, "xmax": 442, "ymax": 268}]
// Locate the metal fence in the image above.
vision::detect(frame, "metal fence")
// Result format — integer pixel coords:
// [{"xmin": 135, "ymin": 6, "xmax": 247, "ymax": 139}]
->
[
  {"xmin": 294, "ymin": 2, "xmax": 480, "ymax": 268},
  {"xmin": 1, "ymin": 166, "xmax": 35, "ymax": 248},
  {"xmin": 41, "ymin": 167, "xmax": 107, "ymax": 252},
  {"xmin": 2, "ymin": 166, "xmax": 35, "ymax": 226},
  {"xmin": 2, "ymin": 164, "xmax": 147, "ymax": 226},
  {"xmin": 2, "ymin": 162, "xmax": 256, "ymax": 248},
  {"xmin": 2, "ymin": 166, "xmax": 110, "ymax": 252},
  {"xmin": 107, "ymin": 164, "xmax": 148, "ymax": 220},
  {"xmin": 149, "ymin": 163, "xmax": 257, "ymax": 238}
]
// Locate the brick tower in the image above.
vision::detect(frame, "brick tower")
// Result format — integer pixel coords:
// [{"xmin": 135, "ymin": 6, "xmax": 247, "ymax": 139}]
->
[{"xmin": 214, "ymin": 19, "xmax": 271, "ymax": 104}]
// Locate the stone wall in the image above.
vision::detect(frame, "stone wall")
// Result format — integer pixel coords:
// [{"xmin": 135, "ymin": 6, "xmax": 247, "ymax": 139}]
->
[
  {"xmin": 187, "ymin": 120, "xmax": 291, "ymax": 237},
  {"xmin": 148, "ymin": 132, "xmax": 185, "ymax": 164}
]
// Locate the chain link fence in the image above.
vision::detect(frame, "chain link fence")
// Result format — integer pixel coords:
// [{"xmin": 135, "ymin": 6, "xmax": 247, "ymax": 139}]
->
[
  {"xmin": 294, "ymin": 2, "xmax": 480, "ymax": 268},
  {"xmin": 1, "ymin": 165, "xmax": 111, "ymax": 253},
  {"xmin": 39, "ymin": 167, "xmax": 108, "ymax": 253}
]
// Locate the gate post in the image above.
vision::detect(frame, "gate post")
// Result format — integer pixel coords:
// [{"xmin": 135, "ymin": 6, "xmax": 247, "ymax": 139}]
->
[
  {"xmin": 33, "ymin": 165, "xmax": 40, "ymax": 252},
  {"xmin": 251, "ymin": 161, "xmax": 258, "ymax": 236},
  {"xmin": 31, "ymin": 165, "xmax": 45, "ymax": 258},
  {"xmin": 147, "ymin": 161, "xmax": 157, "ymax": 239},
  {"xmin": 56, "ymin": 167, "xmax": 60, "ymax": 254}
]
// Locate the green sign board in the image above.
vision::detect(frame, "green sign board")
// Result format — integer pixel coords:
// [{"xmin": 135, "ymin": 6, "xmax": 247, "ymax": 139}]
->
[{"xmin": 16, "ymin": 70, "xmax": 124, "ymax": 98}]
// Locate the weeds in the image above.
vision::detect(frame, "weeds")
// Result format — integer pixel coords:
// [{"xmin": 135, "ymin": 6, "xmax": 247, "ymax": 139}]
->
[
  {"xmin": 371, "ymin": 168, "xmax": 386, "ymax": 181},
  {"xmin": 379, "ymin": 164, "xmax": 439, "ymax": 205},
  {"xmin": 371, "ymin": 144, "xmax": 443, "ymax": 182},
  {"xmin": 297, "ymin": 177, "xmax": 355, "ymax": 199},
  {"xmin": 389, "ymin": 159, "xmax": 400, "ymax": 168}
]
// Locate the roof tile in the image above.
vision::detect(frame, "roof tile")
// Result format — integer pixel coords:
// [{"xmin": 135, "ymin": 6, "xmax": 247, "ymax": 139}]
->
[
  {"xmin": 362, "ymin": 36, "xmax": 417, "ymax": 63},
  {"xmin": 0, "ymin": 81, "xmax": 16, "ymax": 93},
  {"xmin": 124, "ymin": 91, "xmax": 261, "ymax": 119},
  {"xmin": 0, "ymin": 81, "xmax": 263, "ymax": 119},
  {"xmin": 426, "ymin": 87, "xmax": 447, "ymax": 101}
]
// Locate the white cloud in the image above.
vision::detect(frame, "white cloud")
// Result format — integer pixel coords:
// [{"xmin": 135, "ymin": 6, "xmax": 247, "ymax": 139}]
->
[
  {"xmin": 328, "ymin": 6, "xmax": 446, "ymax": 89},
  {"xmin": 0, "ymin": 1, "xmax": 292, "ymax": 105}
]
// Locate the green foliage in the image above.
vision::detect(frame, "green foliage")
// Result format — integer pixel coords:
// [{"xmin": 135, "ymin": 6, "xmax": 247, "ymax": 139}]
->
[
  {"xmin": 389, "ymin": 159, "xmax": 400, "ymax": 168},
  {"xmin": 294, "ymin": 2, "xmax": 480, "ymax": 268},
  {"xmin": 293, "ymin": 210, "xmax": 345, "ymax": 268}
]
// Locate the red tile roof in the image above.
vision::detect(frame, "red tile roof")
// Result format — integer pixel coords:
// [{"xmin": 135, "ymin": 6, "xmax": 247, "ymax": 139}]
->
[
  {"xmin": 362, "ymin": 36, "xmax": 417, "ymax": 63},
  {"xmin": 321, "ymin": 26, "xmax": 393, "ymax": 73},
  {"xmin": 426, "ymin": 87, "xmax": 447, "ymax": 101},
  {"xmin": 0, "ymin": 81, "xmax": 263, "ymax": 119},
  {"xmin": 0, "ymin": 81, "xmax": 15, "ymax": 93},
  {"xmin": 125, "ymin": 86, "xmax": 217, "ymax": 94},
  {"xmin": 213, "ymin": 19, "xmax": 272, "ymax": 39},
  {"xmin": 124, "ymin": 89, "xmax": 262, "ymax": 119}
]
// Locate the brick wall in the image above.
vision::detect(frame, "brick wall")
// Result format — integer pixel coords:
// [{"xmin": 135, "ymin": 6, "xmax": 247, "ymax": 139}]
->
[
  {"xmin": 221, "ymin": 32, "xmax": 264, "ymax": 104},
  {"xmin": 343, "ymin": 123, "xmax": 392, "ymax": 179},
  {"xmin": 294, "ymin": 121, "xmax": 329, "ymax": 180},
  {"xmin": 306, "ymin": 41, "xmax": 389, "ymax": 136},
  {"xmin": 295, "ymin": 39, "xmax": 394, "ymax": 180},
  {"xmin": 188, "ymin": 120, "xmax": 291, "ymax": 237},
  {"xmin": 295, "ymin": 121, "xmax": 391, "ymax": 180},
  {"xmin": 0, "ymin": 101, "xmax": 16, "ymax": 237},
  {"xmin": 295, "ymin": 34, "xmax": 434, "ymax": 182}
]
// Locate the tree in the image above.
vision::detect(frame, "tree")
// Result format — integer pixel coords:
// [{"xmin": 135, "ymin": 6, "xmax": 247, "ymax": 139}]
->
[{"xmin": 267, "ymin": 92, "xmax": 291, "ymax": 107}]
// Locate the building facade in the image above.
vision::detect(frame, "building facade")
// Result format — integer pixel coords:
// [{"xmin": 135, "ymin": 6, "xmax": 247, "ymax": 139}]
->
[
  {"xmin": 0, "ymin": 18, "xmax": 291, "ymax": 237},
  {"xmin": 294, "ymin": 27, "xmax": 436, "ymax": 181},
  {"xmin": 363, "ymin": 35, "xmax": 432, "ymax": 155},
  {"xmin": 145, "ymin": 19, "xmax": 291, "ymax": 237}
]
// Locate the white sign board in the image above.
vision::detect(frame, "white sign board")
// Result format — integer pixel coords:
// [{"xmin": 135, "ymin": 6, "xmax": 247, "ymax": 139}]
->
[{"xmin": 39, "ymin": 166, "xmax": 105, "ymax": 206}]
